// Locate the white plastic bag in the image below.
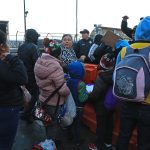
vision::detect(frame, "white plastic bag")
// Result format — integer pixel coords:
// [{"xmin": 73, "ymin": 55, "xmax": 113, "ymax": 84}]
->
[
  {"xmin": 65, "ymin": 93, "xmax": 76, "ymax": 118},
  {"xmin": 58, "ymin": 93, "xmax": 76, "ymax": 128}
]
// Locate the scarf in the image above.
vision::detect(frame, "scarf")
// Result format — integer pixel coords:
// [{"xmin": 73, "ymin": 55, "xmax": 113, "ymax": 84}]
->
[{"xmin": 60, "ymin": 45, "xmax": 77, "ymax": 65}]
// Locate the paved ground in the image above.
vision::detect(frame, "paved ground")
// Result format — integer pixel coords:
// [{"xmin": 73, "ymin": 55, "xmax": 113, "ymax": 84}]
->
[{"xmin": 12, "ymin": 119, "xmax": 97, "ymax": 150}]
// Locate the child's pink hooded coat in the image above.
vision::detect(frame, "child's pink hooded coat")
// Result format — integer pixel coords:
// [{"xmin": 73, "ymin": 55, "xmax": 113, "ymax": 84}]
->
[{"xmin": 34, "ymin": 53, "xmax": 70, "ymax": 106}]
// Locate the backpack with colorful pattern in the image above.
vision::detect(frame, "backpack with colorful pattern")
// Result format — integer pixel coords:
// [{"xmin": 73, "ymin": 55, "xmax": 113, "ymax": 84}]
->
[{"xmin": 113, "ymin": 46, "xmax": 150, "ymax": 103}]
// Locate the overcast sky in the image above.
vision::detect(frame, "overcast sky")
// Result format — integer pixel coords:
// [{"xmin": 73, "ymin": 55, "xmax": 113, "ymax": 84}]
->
[{"xmin": 0, "ymin": 0, "xmax": 149, "ymax": 38}]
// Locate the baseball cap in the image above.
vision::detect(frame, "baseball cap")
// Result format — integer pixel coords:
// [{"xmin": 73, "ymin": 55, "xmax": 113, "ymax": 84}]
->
[{"xmin": 80, "ymin": 29, "xmax": 89, "ymax": 34}]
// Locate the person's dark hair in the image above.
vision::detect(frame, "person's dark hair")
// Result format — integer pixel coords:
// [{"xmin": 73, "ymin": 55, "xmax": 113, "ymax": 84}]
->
[
  {"xmin": 94, "ymin": 34, "xmax": 103, "ymax": 45},
  {"xmin": 0, "ymin": 30, "xmax": 6, "ymax": 45},
  {"xmin": 43, "ymin": 38, "xmax": 50, "ymax": 47},
  {"xmin": 0, "ymin": 30, "xmax": 9, "ymax": 55},
  {"xmin": 62, "ymin": 34, "xmax": 73, "ymax": 41},
  {"xmin": 25, "ymin": 29, "xmax": 40, "ymax": 44}
]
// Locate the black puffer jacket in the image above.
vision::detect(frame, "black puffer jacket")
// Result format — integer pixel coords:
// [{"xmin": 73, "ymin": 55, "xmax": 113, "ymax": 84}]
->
[
  {"xmin": 18, "ymin": 29, "xmax": 41, "ymax": 86},
  {"xmin": 93, "ymin": 43, "xmax": 115, "ymax": 64},
  {"xmin": 0, "ymin": 54, "xmax": 28, "ymax": 106},
  {"xmin": 88, "ymin": 69, "xmax": 113, "ymax": 114},
  {"xmin": 74, "ymin": 38, "xmax": 93, "ymax": 62},
  {"xmin": 18, "ymin": 42, "xmax": 41, "ymax": 85}
]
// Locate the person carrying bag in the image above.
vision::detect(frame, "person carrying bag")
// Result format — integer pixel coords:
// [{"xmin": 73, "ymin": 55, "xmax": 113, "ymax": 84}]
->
[{"xmin": 35, "ymin": 83, "xmax": 64, "ymax": 126}]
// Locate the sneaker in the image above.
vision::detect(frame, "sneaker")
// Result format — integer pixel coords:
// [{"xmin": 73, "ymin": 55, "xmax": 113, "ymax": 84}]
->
[
  {"xmin": 88, "ymin": 143, "xmax": 99, "ymax": 150},
  {"xmin": 104, "ymin": 144, "xmax": 113, "ymax": 150}
]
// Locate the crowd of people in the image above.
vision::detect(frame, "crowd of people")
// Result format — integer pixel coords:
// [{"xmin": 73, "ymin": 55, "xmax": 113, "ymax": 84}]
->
[{"xmin": 0, "ymin": 16, "xmax": 150, "ymax": 150}]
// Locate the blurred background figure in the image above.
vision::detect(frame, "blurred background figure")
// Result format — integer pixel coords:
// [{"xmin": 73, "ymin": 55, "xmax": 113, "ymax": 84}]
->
[
  {"xmin": 88, "ymin": 34, "xmax": 103, "ymax": 63},
  {"xmin": 74, "ymin": 29, "xmax": 93, "ymax": 63}
]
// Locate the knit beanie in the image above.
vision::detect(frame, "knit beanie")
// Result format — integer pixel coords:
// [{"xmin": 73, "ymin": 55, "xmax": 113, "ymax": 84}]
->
[
  {"xmin": 25, "ymin": 29, "xmax": 40, "ymax": 44},
  {"xmin": 99, "ymin": 53, "xmax": 116, "ymax": 70}
]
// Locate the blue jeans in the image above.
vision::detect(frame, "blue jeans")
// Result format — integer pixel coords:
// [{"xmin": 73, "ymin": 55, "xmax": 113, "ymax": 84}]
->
[
  {"xmin": 116, "ymin": 103, "xmax": 150, "ymax": 150},
  {"xmin": 0, "ymin": 107, "xmax": 20, "ymax": 150}
]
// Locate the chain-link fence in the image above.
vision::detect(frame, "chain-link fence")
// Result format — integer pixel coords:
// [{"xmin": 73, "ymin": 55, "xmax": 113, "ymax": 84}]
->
[{"xmin": 8, "ymin": 31, "xmax": 80, "ymax": 55}]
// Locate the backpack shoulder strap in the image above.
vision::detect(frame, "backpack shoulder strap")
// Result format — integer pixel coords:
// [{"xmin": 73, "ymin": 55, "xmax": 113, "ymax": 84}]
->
[
  {"xmin": 42, "ymin": 82, "xmax": 64, "ymax": 107},
  {"xmin": 120, "ymin": 47, "xmax": 127, "ymax": 60},
  {"xmin": 120, "ymin": 46, "xmax": 134, "ymax": 59}
]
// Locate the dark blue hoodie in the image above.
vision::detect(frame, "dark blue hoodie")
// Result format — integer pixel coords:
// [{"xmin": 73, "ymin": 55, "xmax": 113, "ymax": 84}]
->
[
  {"xmin": 66, "ymin": 61, "xmax": 88, "ymax": 107},
  {"xmin": 135, "ymin": 16, "xmax": 150, "ymax": 41}
]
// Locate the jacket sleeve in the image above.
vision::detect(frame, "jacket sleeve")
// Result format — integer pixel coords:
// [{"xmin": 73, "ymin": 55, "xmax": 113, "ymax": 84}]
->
[
  {"xmin": 31, "ymin": 46, "xmax": 41, "ymax": 64},
  {"xmin": 88, "ymin": 43, "xmax": 98, "ymax": 61},
  {"xmin": 88, "ymin": 76, "xmax": 107, "ymax": 101},
  {"xmin": 74, "ymin": 41, "xmax": 80, "ymax": 58},
  {"xmin": 121, "ymin": 20, "xmax": 133, "ymax": 39},
  {"xmin": 93, "ymin": 43, "xmax": 106, "ymax": 63},
  {"xmin": 78, "ymin": 81, "xmax": 88, "ymax": 102},
  {"xmin": 0, "ymin": 54, "xmax": 28, "ymax": 85}
]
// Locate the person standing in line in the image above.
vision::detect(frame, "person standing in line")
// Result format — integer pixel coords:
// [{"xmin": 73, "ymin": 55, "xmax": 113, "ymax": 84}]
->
[
  {"xmin": 66, "ymin": 61, "xmax": 88, "ymax": 145},
  {"xmin": 18, "ymin": 28, "xmax": 41, "ymax": 123},
  {"xmin": 115, "ymin": 16, "xmax": 150, "ymax": 150},
  {"xmin": 34, "ymin": 46, "xmax": 70, "ymax": 145},
  {"xmin": 51, "ymin": 34, "xmax": 78, "ymax": 65},
  {"xmin": 0, "ymin": 30, "xmax": 28, "ymax": 149},
  {"xmin": 88, "ymin": 53, "xmax": 116, "ymax": 150}
]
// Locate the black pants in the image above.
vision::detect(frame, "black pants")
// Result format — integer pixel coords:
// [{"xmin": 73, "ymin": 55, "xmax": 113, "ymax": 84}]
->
[
  {"xmin": 116, "ymin": 103, "xmax": 150, "ymax": 150},
  {"xmin": 93, "ymin": 100, "xmax": 114, "ymax": 149},
  {"xmin": 72, "ymin": 107, "xmax": 84, "ymax": 144}
]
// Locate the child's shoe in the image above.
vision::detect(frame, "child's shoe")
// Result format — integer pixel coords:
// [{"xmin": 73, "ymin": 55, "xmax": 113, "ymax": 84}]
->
[{"xmin": 88, "ymin": 143, "xmax": 99, "ymax": 150}]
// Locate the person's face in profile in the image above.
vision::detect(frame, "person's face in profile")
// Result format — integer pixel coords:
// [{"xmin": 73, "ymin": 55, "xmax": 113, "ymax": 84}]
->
[{"xmin": 62, "ymin": 35, "xmax": 73, "ymax": 49}]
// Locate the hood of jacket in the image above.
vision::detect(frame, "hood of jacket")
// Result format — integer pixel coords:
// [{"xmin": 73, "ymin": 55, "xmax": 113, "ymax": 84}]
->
[
  {"xmin": 34, "ymin": 53, "xmax": 60, "ymax": 79},
  {"xmin": 135, "ymin": 16, "xmax": 150, "ymax": 41},
  {"xmin": 115, "ymin": 40, "xmax": 130, "ymax": 49},
  {"xmin": 25, "ymin": 29, "xmax": 40, "ymax": 44},
  {"xmin": 67, "ymin": 61, "xmax": 85, "ymax": 79},
  {"xmin": 94, "ymin": 34, "xmax": 103, "ymax": 45}
]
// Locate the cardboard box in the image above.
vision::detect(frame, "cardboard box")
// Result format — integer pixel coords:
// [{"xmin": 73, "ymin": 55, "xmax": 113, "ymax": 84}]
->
[{"xmin": 101, "ymin": 31, "xmax": 121, "ymax": 48}]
